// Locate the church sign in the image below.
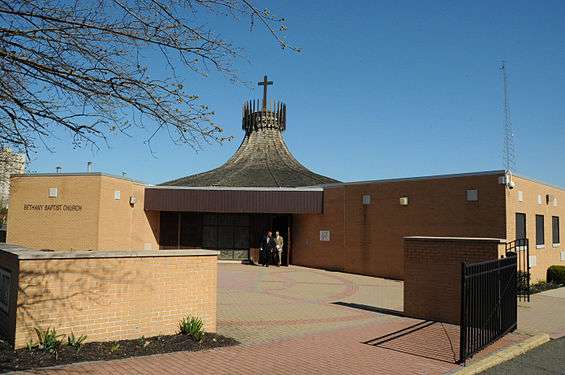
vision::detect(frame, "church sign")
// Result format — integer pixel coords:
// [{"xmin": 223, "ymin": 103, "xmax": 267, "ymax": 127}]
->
[
  {"xmin": 23, "ymin": 204, "xmax": 82, "ymax": 212},
  {"xmin": 0, "ymin": 268, "xmax": 11, "ymax": 313}
]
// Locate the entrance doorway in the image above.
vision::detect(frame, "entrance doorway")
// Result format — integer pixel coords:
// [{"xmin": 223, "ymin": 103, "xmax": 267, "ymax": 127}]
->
[{"xmin": 158, "ymin": 212, "xmax": 292, "ymax": 265}]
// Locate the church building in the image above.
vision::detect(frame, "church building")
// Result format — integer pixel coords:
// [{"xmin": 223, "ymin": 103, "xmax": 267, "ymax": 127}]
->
[{"xmin": 5, "ymin": 77, "xmax": 564, "ymax": 282}]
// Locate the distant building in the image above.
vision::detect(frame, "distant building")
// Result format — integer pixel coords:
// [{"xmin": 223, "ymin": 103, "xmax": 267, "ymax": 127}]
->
[{"xmin": 0, "ymin": 149, "xmax": 26, "ymax": 210}]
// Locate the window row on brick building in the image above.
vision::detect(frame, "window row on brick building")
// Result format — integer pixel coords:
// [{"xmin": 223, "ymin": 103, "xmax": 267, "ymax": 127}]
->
[{"xmin": 516, "ymin": 212, "xmax": 560, "ymax": 248}]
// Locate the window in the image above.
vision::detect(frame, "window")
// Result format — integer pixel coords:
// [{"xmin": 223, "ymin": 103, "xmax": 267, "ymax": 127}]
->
[
  {"xmin": 517, "ymin": 191, "xmax": 523, "ymax": 202},
  {"xmin": 536, "ymin": 215, "xmax": 544, "ymax": 247},
  {"xmin": 515, "ymin": 213, "xmax": 526, "ymax": 240},
  {"xmin": 553, "ymin": 216, "xmax": 560, "ymax": 245},
  {"xmin": 466, "ymin": 189, "xmax": 478, "ymax": 201}
]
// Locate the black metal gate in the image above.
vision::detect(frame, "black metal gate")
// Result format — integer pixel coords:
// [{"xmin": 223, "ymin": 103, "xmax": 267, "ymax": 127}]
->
[
  {"xmin": 505, "ymin": 238, "xmax": 530, "ymax": 302},
  {"xmin": 459, "ymin": 256, "xmax": 517, "ymax": 363}
]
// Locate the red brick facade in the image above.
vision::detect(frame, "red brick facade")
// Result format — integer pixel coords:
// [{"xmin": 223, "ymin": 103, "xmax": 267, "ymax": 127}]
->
[
  {"xmin": 403, "ymin": 237, "xmax": 504, "ymax": 324},
  {"xmin": 292, "ymin": 173, "xmax": 507, "ymax": 279}
]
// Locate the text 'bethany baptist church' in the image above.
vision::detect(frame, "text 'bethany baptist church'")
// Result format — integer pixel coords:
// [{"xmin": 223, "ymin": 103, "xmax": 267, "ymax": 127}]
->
[{"xmin": 5, "ymin": 77, "xmax": 564, "ymax": 281}]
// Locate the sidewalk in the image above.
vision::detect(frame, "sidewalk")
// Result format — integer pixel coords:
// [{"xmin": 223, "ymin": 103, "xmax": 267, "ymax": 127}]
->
[
  {"xmin": 11, "ymin": 319, "xmax": 528, "ymax": 375},
  {"xmin": 7, "ymin": 265, "xmax": 543, "ymax": 375},
  {"xmin": 517, "ymin": 287, "xmax": 565, "ymax": 339}
]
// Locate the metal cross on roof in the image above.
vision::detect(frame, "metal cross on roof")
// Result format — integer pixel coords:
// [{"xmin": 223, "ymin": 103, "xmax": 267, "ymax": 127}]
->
[{"xmin": 258, "ymin": 75, "xmax": 273, "ymax": 111}]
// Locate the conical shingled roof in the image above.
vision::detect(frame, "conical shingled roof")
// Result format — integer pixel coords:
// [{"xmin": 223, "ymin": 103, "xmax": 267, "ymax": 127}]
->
[{"xmin": 162, "ymin": 95, "xmax": 338, "ymax": 188}]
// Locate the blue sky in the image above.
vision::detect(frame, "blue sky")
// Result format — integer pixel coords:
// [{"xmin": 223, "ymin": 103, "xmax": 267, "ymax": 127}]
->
[{"xmin": 29, "ymin": 0, "xmax": 565, "ymax": 186}]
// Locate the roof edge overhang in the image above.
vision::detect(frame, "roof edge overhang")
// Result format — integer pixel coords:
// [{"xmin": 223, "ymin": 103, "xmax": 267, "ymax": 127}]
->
[
  {"xmin": 321, "ymin": 170, "xmax": 507, "ymax": 188},
  {"xmin": 144, "ymin": 186, "xmax": 323, "ymax": 214},
  {"xmin": 150, "ymin": 185, "xmax": 323, "ymax": 192}
]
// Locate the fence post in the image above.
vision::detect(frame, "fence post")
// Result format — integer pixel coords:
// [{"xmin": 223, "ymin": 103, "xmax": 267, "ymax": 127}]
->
[
  {"xmin": 526, "ymin": 239, "xmax": 530, "ymax": 302},
  {"xmin": 459, "ymin": 261, "xmax": 467, "ymax": 364}
]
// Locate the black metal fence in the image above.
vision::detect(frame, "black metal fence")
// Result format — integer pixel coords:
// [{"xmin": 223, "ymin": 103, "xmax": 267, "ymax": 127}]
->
[
  {"xmin": 505, "ymin": 238, "xmax": 530, "ymax": 302},
  {"xmin": 459, "ymin": 256, "xmax": 517, "ymax": 363}
]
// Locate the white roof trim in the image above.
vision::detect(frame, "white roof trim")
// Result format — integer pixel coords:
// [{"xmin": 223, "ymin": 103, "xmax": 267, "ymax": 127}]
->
[
  {"xmin": 321, "ymin": 170, "xmax": 506, "ymax": 188},
  {"xmin": 405, "ymin": 236, "xmax": 506, "ymax": 243},
  {"xmin": 149, "ymin": 185, "xmax": 324, "ymax": 192},
  {"xmin": 511, "ymin": 173, "xmax": 565, "ymax": 192},
  {"xmin": 11, "ymin": 172, "xmax": 147, "ymax": 185}
]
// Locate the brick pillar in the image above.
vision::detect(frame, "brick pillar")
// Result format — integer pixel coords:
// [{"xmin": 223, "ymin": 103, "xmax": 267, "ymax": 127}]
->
[{"xmin": 403, "ymin": 236, "xmax": 504, "ymax": 324}]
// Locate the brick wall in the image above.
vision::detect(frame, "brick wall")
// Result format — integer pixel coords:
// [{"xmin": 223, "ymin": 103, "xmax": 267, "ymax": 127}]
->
[
  {"xmin": 505, "ymin": 175, "xmax": 565, "ymax": 282},
  {"xmin": 6, "ymin": 174, "xmax": 159, "ymax": 251},
  {"xmin": 403, "ymin": 237, "xmax": 503, "ymax": 324},
  {"xmin": 293, "ymin": 173, "xmax": 507, "ymax": 279},
  {"xmin": 3, "ymin": 249, "xmax": 217, "ymax": 349}
]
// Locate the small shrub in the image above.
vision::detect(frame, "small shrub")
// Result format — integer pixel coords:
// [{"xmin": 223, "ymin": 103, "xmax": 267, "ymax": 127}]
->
[
  {"xmin": 110, "ymin": 342, "xmax": 121, "ymax": 353},
  {"xmin": 516, "ymin": 271, "xmax": 530, "ymax": 291},
  {"xmin": 138, "ymin": 336, "xmax": 150, "ymax": 348},
  {"xmin": 67, "ymin": 332, "xmax": 87, "ymax": 351},
  {"xmin": 179, "ymin": 315, "xmax": 205, "ymax": 342},
  {"xmin": 34, "ymin": 327, "xmax": 64, "ymax": 354},
  {"xmin": 26, "ymin": 341, "xmax": 35, "ymax": 351},
  {"xmin": 547, "ymin": 265, "xmax": 565, "ymax": 285},
  {"xmin": 530, "ymin": 280, "xmax": 561, "ymax": 294}
]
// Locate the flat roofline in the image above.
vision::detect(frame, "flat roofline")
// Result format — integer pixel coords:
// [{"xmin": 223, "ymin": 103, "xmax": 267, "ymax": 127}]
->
[
  {"xmin": 405, "ymin": 236, "xmax": 506, "ymax": 243},
  {"xmin": 511, "ymin": 172, "xmax": 565, "ymax": 192},
  {"xmin": 10, "ymin": 172, "xmax": 147, "ymax": 185},
  {"xmin": 149, "ymin": 185, "xmax": 324, "ymax": 192},
  {"xmin": 322, "ymin": 170, "xmax": 506, "ymax": 188}
]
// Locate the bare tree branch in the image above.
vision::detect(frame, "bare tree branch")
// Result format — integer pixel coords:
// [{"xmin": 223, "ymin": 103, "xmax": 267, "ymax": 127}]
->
[{"xmin": 0, "ymin": 0, "xmax": 296, "ymax": 157}]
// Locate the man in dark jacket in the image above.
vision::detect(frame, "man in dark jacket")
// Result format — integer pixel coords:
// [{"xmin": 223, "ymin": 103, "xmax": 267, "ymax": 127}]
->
[{"xmin": 260, "ymin": 230, "xmax": 276, "ymax": 267}]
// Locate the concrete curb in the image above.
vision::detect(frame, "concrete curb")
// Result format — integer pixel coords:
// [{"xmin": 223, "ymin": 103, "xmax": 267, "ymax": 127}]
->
[{"xmin": 453, "ymin": 333, "xmax": 550, "ymax": 374}]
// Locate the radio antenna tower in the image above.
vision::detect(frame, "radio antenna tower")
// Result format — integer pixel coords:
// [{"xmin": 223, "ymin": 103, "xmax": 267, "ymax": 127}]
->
[{"xmin": 501, "ymin": 61, "xmax": 516, "ymax": 172}]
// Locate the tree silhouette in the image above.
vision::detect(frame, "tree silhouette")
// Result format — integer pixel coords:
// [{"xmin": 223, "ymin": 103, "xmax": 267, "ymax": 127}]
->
[{"xmin": 0, "ymin": 0, "xmax": 295, "ymax": 156}]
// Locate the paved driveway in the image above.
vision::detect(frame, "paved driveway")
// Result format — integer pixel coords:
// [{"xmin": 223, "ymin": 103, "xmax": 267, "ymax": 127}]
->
[
  {"xmin": 12, "ymin": 264, "xmax": 531, "ymax": 375},
  {"xmin": 217, "ymin": 264, "xmax": 404, "ymax": 344}
]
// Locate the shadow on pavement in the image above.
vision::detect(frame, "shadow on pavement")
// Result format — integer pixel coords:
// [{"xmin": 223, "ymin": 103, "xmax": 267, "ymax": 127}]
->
[
  {"xmin": 332, "ymin": 301, "xmax": 405, "ymax": 317},
  {"xmin": 363, "ymin": 321, "xmax": 460, "ymax": 364}
]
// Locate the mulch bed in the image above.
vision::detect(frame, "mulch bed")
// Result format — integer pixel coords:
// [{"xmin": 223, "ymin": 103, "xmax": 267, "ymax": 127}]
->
[{"xmin": 0, "ymin": 333, "xmax": 238, "ymax": 373}]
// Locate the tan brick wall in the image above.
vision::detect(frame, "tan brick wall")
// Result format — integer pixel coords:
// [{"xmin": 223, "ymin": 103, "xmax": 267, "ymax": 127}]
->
[
  {"xmin": 6, "ymin": 174, "xmax": 158, "ymax": 251},
  {"xmin": 293, "ymin": 173, "xmax": 507, "ymax": 279},
  {"xmin": 97, "ymin": 176, "xmax": 159, "ymax": 251},
  {"xmin": 7, "ymin": 175, "xmax": 102, "ymax": 250},
  {"xmin": 505, "ymin": 175, "xmax": 565, "ymax": 282},
  {"xmin": 403, "ymin": 237, "xmax": 502, "ymax": 324},
  {"xmin": 13, "ymin": 254, "xmax": 217, "ymax": 349}
]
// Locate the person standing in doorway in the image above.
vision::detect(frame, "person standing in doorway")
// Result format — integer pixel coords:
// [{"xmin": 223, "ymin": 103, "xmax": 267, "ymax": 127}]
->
[
  {"xmin": 275, "ymin": 230, "xmax": 284, "ymax": 267},
  {"xmin": 260, "ymin": 230, "xmax": 276, "ymax": 267}
]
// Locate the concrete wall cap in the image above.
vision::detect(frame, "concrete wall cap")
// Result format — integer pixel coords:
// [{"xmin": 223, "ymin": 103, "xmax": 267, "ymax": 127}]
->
[
  {"xmin": 0, "ymin": 243, "xmax": 219, "ymax": 259},
  {"xmin": 404, "ymin": 236, "xmax": 506, "ymax": 243}
]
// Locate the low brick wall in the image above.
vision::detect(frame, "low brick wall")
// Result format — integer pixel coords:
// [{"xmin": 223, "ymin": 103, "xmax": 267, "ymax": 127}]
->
[
  {"xmin": 403, "ymin": 237, "xmax": 504, "ymax": 324},
  {"xmin": 0, "ymin": 245, "xmax": 218, "ymax": 348}
]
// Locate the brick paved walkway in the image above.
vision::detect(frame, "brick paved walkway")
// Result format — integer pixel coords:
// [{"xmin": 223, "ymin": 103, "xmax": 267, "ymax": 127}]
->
[
  {"xmin": 216, "ymin": 264, "xmax": 403, "ymax": 344},
  {"xmin": 10, "ymin": 264, "xmax": 534, "ymax": 374}
]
